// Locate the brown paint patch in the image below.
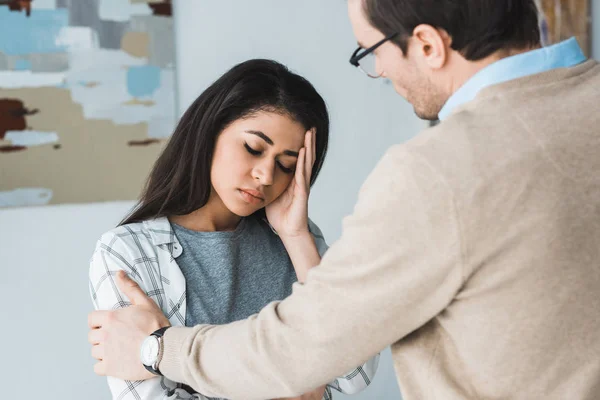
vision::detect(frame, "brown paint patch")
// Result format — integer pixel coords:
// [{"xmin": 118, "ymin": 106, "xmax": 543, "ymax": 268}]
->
[
  {"xmin": 148, "ymin": 0, "xmax": 171, "ymax": 16},
  {"xmin": 0, "ymin": 145, "xmax": 26, "ymax": 153},
  {"xmin": 0, "ymin": 0, "xmax": 33, "ymax": 16},
  {"xmin": 82, "ymin": 82, "xmax": 100, "ymax": 88},
  {"xmin": 0, "ymin": 87, "xmax": 165, "ymax": 205},
  {"xmin": 121, "ymin": 32, "xmax": 150, "ymax": 58},
  {"xmin": 128, "ymin": 139, "xmax": 160, "ymax": 146},
  {"xmin": 0, "ymin": 99, "xmax": 38, "ymax": 140},
  {"xmin": 123, "ymin": 98, "xmax": 155, "ymax": 107}
]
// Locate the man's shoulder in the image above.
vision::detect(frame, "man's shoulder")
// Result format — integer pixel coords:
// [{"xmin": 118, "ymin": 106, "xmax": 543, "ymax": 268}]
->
[
  {"xmin": 408, "ymin": 108, "xmax": 501, "ymax": 151},
  {"xmin": 381, "ymin": 115, "xmax": 501, "ymax": 199},
  {"xmin": 387, "ymin": 117, "xmax": 482, "ymax": 170}
]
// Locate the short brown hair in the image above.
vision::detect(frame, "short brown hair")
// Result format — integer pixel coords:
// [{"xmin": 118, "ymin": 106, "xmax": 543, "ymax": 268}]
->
[{"xmin": 363, "ymin": 0, "xmax": 541, "ymax": 60}]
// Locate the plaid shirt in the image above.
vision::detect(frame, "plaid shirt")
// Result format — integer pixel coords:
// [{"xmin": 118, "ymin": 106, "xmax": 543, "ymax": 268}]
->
[{"xmin": 89, "ymin": 217, "xmax": 380, "ymax": 400}]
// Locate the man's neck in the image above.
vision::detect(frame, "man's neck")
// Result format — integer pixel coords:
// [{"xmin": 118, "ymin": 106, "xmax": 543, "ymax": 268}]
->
[{"xmin": 448, "ymin": 45, "xmax": 541, "ymax": 96}]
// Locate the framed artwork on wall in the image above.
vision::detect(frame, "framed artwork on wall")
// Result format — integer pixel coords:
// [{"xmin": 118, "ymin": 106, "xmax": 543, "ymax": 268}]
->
[{"xmin": 0, "ymin": 0, "xmax": 175, "ymax": 207}]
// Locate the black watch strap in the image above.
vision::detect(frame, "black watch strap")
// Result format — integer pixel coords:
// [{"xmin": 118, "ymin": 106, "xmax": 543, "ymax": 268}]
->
[
  {"xmin": 152, "ymin": 326, "xmax": 169, "ymax": 338},
  {"xmin": 143, "ymin": 327, "xmax": 170, "ymax": 376}
]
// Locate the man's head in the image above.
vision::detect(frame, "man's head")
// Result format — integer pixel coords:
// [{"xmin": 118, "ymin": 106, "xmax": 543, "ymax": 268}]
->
[{"xmin": 348, "ymin": 0, "xmax": 541, "ymax": 120}]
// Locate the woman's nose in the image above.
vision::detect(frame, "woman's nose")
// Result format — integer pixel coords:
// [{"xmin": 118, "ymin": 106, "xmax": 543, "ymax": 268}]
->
[{"xmin": 252, "ymin": 163, "xmax": 274, "ymax": 186}]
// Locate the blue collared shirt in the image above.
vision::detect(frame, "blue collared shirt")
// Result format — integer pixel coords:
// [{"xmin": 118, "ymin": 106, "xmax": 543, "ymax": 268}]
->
[{"xmin": 438, "ymin": 37, "xmax": 587, "ymax": 121}]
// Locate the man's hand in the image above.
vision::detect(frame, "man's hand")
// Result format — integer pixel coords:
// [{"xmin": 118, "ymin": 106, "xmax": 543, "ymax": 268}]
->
[
  {"xmin": 88, "ymin": 270, "xmax": 171, "ymax": 380},
  {"xmin": 275, "ymin": 385, "xmax": 327, "ymax": 400}
]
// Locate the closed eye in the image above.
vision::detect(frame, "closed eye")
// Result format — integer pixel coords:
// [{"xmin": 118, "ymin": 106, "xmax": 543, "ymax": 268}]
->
[
  {"xmin": 244, "ymin": 143, "xmax": 261, "ymax": 156},
  {"xmin": 245, "ymin": 143, "xmax": 295, "ymax": 174},
  {"xmin": 277, "ymin": 162, "xmax": 294, "ymax": 174}
]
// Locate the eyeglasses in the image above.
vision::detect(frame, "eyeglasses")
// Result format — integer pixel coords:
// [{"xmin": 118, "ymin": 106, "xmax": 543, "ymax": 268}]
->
[{"xmin": 349, "ymin": 33, "xmax": 398, "ymax": 78}]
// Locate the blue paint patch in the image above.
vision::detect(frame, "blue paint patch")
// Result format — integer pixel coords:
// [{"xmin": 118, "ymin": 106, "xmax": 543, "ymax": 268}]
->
[
  {"xmin": 126, "ymin": 65, "xmax": 161, "ymax": 98},
  {"xmin": 14, "ymin": 59, "xmax": 32, "ymax": 70},
  {"xmin": 0, "ymin": 8, "xmax": 68, "ymax": 56}
]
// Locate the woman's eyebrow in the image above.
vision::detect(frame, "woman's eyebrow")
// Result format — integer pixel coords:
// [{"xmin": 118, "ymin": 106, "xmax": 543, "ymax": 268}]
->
[
  {"xmin": 245, "ymin": 130, "xmax": 274, "ymax": 145},
  {"xmin": 245, "ymin": 130, "xmax": 299, "ymax": 157}
]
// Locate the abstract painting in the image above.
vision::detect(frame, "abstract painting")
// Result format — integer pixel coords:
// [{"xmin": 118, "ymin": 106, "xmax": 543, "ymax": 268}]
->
[
  {"xmin": 537, "ymin": 0, "xmax": 591, "ymax": 56},
  {"xmin": 0, "ymin": 0, "xmax": 175, "ymax": 207}
]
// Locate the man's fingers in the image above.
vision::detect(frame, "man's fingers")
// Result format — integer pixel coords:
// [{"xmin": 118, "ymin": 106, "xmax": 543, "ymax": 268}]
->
[
  {"xmin": 88, "ymin": 310, "xmax": 111, "ymax": 329},
  {"xmin": 93, "ymin": 361, "xmax": 107, "ymax": 376},
  {"xmin": 88, "ymin": 328, "xmax": 105, "ymax": 345},
  {"xmin": 116, "ymin": 270, "xmax": 151, "ymax": 306},
  {"xmin": 91, "ymin": 344, "xmax": 104, "ymax": 361}
]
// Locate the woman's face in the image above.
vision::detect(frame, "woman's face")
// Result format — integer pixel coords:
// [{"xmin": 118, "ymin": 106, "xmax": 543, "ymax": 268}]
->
[{"xmin": 210, "ymin": 111, "xmax": 307, "ymax": 217}]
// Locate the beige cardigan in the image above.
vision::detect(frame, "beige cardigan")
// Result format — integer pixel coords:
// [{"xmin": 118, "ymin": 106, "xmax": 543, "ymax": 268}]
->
[{"xmin": 159, "ymin": 59, "xmax": 600, "ymax": 400}]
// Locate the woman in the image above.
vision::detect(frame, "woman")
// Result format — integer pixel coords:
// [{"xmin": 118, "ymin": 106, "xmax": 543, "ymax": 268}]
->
[{"xmin": 89, "ymin": 59, "xmax": 379, "ymax": 400}]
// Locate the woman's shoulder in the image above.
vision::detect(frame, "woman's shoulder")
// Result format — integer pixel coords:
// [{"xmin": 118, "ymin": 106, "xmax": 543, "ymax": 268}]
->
[
  {"xmin": 95, "ymin": 218, "xmax": 171, "ymax": 255},
  {"xmin": 97, "ymin": 221, "xmax": 146, "ymax": 246}
]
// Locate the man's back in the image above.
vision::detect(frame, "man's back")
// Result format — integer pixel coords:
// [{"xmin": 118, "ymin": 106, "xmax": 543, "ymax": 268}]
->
[{"xmin": 395, "ymin": 59, "xmax": 600, "ymax": 399}]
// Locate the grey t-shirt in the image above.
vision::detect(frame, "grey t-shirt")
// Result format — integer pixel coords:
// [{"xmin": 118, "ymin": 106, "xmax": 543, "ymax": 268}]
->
[{"xmin": 172, "ymin": 215, "xmax": 314, "ymax": 326}]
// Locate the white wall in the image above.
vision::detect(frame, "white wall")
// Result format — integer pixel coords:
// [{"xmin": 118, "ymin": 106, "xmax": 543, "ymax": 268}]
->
[
  {"xmin": 0, "ymin": 1, "xmax": 425, "ymax": 399},
  {"xmin": 0, "ymin": 201, "xmax": 135, "ymax": 395}
]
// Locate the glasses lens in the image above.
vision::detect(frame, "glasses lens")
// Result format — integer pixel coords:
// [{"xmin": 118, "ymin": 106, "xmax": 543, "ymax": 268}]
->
[{"xmin": 358, "ymin": 52, "xmax": 379, "ymax": 78}]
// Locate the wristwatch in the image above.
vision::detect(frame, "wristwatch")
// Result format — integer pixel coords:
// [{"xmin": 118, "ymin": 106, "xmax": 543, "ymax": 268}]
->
[{"xmin": 140, "ymin": 327, "xmax": 169, "ymax": 376}]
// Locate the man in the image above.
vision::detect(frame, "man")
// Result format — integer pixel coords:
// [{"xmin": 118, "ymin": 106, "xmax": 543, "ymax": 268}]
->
[{"xmin": 88, "ymin": 0, "xmax": 600, "ymax": 399}]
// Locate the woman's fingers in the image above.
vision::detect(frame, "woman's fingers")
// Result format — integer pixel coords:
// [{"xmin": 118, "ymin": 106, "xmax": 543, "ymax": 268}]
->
[
  {"xmin": 312, "ymin": 128, "xmax": 316, "ymax": 168},
  {"xmin": 304, "ymin": 130, "xmax": 313, "ymax": 187},
  {"xmin": 295, "ymin": 147, "xmax": 306, "ymax": 189}
]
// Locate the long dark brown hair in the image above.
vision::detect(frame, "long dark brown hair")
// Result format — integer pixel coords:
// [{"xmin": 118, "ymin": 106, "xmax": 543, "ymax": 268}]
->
[{"xmin": 120, "ymin": 59, "xmax": 329, "ymax": 226}]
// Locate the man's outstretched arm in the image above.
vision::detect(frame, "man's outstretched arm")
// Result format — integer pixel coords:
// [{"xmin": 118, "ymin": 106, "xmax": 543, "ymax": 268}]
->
[
  {"xmin": 158, "ymin": 147, "xmax": 465, "ymax": 399},
  {"xmin": 91, "ymin": 146, "xmax": 465, "ymax": 400}
]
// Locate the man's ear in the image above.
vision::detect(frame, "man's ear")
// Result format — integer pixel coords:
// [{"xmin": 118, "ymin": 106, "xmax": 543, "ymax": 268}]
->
[{"xmin": 411, "ymin": 24, "xmax": 451, "ymax": 70}]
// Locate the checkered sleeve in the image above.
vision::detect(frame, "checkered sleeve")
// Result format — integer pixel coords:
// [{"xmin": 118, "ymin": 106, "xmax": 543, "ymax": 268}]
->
[
  {"xmin": 88, "ymin": 230, "xmax": 210, "ymax": 400},
  {"xmin": 324, "ymin": 354, "xmax": 381, "ymax": 396},
  {"xmin": 309, "ymin": 221, "xmax": 381, "ymax": 397}
]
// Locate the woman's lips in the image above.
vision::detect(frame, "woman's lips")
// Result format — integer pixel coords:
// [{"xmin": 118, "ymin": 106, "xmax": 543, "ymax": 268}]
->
[{"xmin": 238, "ymin": 189, "xmax": 264, "ymax": 204}]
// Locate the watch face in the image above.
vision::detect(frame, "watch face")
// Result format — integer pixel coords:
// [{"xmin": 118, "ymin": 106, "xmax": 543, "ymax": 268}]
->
[{"xmin": 140, "ymin": 336, "xmax": 159, "ymax": 366}]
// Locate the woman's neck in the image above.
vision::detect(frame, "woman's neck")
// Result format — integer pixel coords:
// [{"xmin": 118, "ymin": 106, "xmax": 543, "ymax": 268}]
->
[{"xmin": 170, "ymin": 192, "xmax": 241, "ymax": 232}]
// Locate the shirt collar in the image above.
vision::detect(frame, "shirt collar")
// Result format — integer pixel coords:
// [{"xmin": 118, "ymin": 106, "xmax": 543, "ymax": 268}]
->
[
  {"xmin": 143, "ymin": 217, "xmax": 176, "ymax": 245},
  {"xmin": 438, "ymin": 37, "xmax": 587, "ymax": 121},
  {"xmin": 142, "ymin": 217, "xmax": 183, "ymax": 257}
]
